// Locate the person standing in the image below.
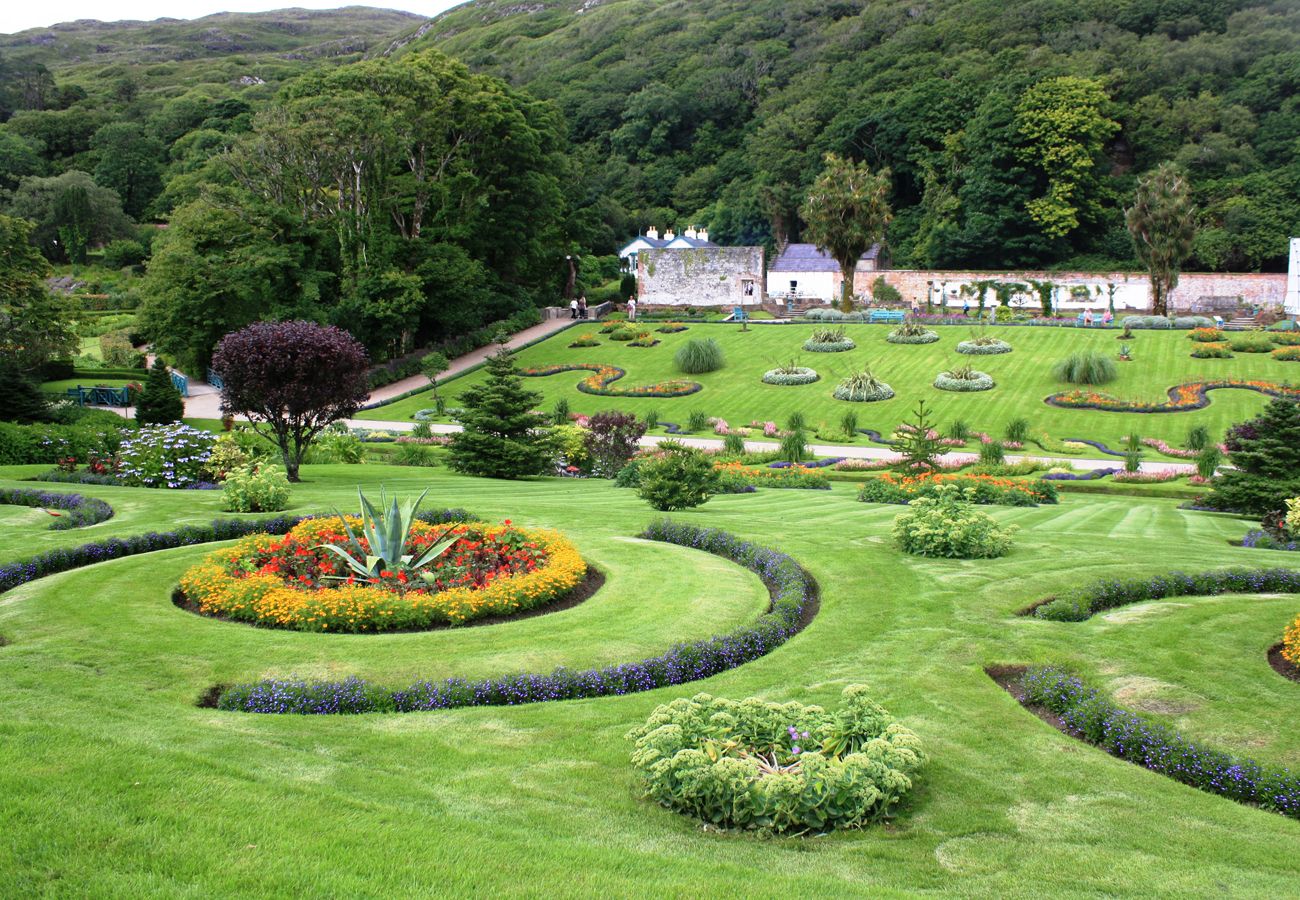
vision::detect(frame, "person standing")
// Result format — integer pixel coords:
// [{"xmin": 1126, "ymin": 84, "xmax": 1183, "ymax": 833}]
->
[
  {"xmin": 1084, "ymin": 308, "xmax": 1094, "ymax": 326},
  {"xmin": 570, "ymin": 297, "xmax": 579, "ymax": 319},
  {"xmin": 627, "ymin": 296, "xmax": 637, "ymax": 323},
  {"xmin": 578, "ymin": 296, "xmax": 588, "ymax": 319}
]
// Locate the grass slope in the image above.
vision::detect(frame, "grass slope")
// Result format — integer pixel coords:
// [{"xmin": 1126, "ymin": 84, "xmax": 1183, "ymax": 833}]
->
[
  {"xmin": 360, "ymin": 323, "xmax": 1289, "ymax": 449},
  {"xmin": 0, "ymin": 463, "xmax": 1298, "ymax": 895}
]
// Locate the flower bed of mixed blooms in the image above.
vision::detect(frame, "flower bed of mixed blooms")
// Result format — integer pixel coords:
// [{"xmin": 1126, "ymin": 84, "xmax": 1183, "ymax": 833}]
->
[
  {"xmin": 180, "ymin": 516, "xmax": 585, "ymax": 631},
  {"xmin": 117, "ymin": 423, "xmax": 216, "ymax": 488},
  {"xmin": 1141, "ymin": 437, "xmax": 1227, "ymax": 459},
  {"xmin": 858, "ymin": 472, "xmax": 1057, "ymax": 506},
  {"xmin": 1112, "ymin": 468, "xmax": 1187, "ymax": 484},
  {"xmin": 216, "ymin": 521, "xmax": 818, "ymax": 714},
  {"xmin": 1015, "ymin": 667, "xmax": 1300, "ymax": 820},
  {"xmin": 0, "ymin": 487, "xmax": 114, "ymax": 530},
  {"xmin": 714, "ymin": 461, "xmax": 831, "ymax": 491},
  {"xmin": 1030, "ymin": 567, "xmax": 1300, "ymax": 621},
  {"xmin": 1045, "ymin": 380, "xmax": 1300, "ymax": 413},
  {"xmin": 521, "ymin": 363, "xmax": 702, "ymax": 397},
  {"xmin": 625, "ymin": 685, "xmax": 926, "ymax": 833}
]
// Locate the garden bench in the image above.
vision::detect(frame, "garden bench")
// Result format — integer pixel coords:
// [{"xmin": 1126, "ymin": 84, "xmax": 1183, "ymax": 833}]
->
[
  {"xmin": 731, "ymin": 306, "xmax": 749, "ymax": 323},
  {"xmin": 868, "ymin": 309, "xmax": 905, "ymax": 324}
]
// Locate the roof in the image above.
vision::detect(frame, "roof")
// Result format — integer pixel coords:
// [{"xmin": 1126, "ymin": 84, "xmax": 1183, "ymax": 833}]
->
[
  {"xmin": 664, "ymin": 236, "xmax": 719, "ymax": 249},
  {"xmin": 618, "ymin": 235, "xmax": 670, "ymax": 256},
  {"xmin": 769, "ymin": 243, "xmax": 880, "ymax": 273}
]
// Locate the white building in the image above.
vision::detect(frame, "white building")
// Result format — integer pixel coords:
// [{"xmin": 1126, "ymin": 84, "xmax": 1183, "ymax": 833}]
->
[
  {"xmin": 767, "ymin": 243, "xmax": 882, "ymax": 302},
  {"xmin": 618, "ymin": 226, "xmax": 716, "ymax": 271},
  {"xmin": 1287, "ymin": 237, "xmax": 1300, "ymax": 316}
]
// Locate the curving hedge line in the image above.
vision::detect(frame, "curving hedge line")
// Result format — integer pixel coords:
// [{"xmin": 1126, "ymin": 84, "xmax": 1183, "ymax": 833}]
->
[
  {"xmin": 1029, "ymin": 567, "xmax": 1300, "ymax": 621},
  {"xmin": 1046, "ymin": 380, "xmax": 1300, "ymax": 414},
  {"xmin": 216, "ymin": 521, "xmax": 818, "ymax": 714},
  {"xmin": 1014, "ymin": 666, "xmax": 1299, "ymax": 821},
  {"xmin": 521, "ymin": 364, "xmax": 702, "ymax": 397},
  {"xmin": 0, "ymin": 487, "xmax": 114, "ymax": 531}
]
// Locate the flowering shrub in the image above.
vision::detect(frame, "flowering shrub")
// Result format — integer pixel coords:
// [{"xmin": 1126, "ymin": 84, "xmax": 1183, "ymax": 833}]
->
[
  {"xmin": 1141, "ymin": 437, "xmax": 1227, "ymax": 459},
  {"xmin": 714, "ymin": 461, "xmax": 830, "ymax": 491},
  {"xmin": 220, "ymin": 464, "xmax": 292, "ymax": 513},
  {"xmin": 1019, "ymin": 667, "xmax": 1300, "ymax": 820},
  {"xmin": 0, "ymin": 487, "xmax": 113, "ymax": 530},
  {"xmin": 892, "ymin": 486, "xmax": 1017, "ymax": 558},
  {"xmin": 1241, "ymin": 530, "xmax": 1299, "ymax": 551},
  {"xmin": 217, "ymin": 521, "xmax": 817, "ymax": 714},
  {"xmin": 761, "ymin": 366, "xmax": 819, "ymax": 385},
  {"xmin": 628, "ymin": 333, "xmax": 659, "ymax": 347},
  {"xmin": 568, "ymin": 332, "xmax": 601, "ymax": 348},
  {"xmin": 859, "ymin": 472, "xmax": 1056, "ymax": 506},
  {"xmin": 521, "ymin": 363, "xmax": 701, "ymax": 397},
  {"xmin": 1033, "ymin": 567, "xmax": 1300, "ymax": 621},
  {"xmin": 181, "ymin": 516, "xmax": 584, "ymax": 631},
  {"xmin": 1187, "ymin": 327, "xmax": 1225, "ymax": 342},
  {"xmin": 117, "ymin": 423, "xmax": 215, "ymax": 488},
  {"xmin": 625, "ymin": 685, "xmax": 926, "ymax": 833},
  {"xmin": 1112, "ymin": 468, "xmax": 1186, "ymax": 483},
  {"xmin": 1046, "ymin": 380, "xmax": 1300, "ymax": 413},
  {"xmin": 1190, "ymin": 343, "xmax": 1233, "ymax": 359},
  {"xmin": 1273, "ymin": 346, "xmax": 1300, "ymax": 361}
]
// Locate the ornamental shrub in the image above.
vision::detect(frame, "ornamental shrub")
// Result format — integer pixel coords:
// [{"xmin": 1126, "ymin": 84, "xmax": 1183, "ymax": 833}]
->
[
  {"xmin": 449, "ymin": 346, "xmax": 553, "ymax": 479},
  {"xmin": 803, "ymin": 327, "xmax": 856, "ymax": 352},
  {"xmin": 134, "ymin": 357, "xmax": 186, "ymax": 426},
  {"xmin": 686, "ymin": 410, "xmax": 710, "ymax": 433},
  {"xmin": 1173, "ymin": 316, "xmax": 1215, "ymax": 329},
  {"xmin": 568, "ymin": 332, "xmax": 600, "ymax": 348},
  {"xmin": 1202, "ymin": 398, "xmax": 1300, "ymax": 515},
  {"xmin": 1122, "ymin": 315, "xmax": 1172, "ymax": 329},
  {"xmin": 1051, "ymin": 350, "xmax": 1117, "ymax": 385},
  {"xmin": 934, "ymin": 364, "xmax": 994, "ymax": 392},
  {"xmin": 1187, "ymin": 327, "xmax": 1225, "ymax": 342},
  {"xmin": 117, "ymin": 423, "xmax": 215, "ymax": 488},
  {"xmin": 625, "ymin": 685, "xmax": 926, "ymax": 833},
  {"xmin": 584, "ymin": 410, "xmax": 646, "ymax": 477},
  {"xmin": 1190, "ymin": 343, "xmax": 1233, "ymax": 359},
  {"xmin": 674, "ymin": 338, "xmax": 725, "ymax": 374},
  {"xmin": 1228, "ymin": 334, "xmax": 1274, "ymax": 353},
  {"xmin": 833, "ymin": 369, "xmax": 894, "ymax": 402},
  {"xmin": 220, "ymin": 464, "xmax": 291, "ymax": 512},
  {"xmin": 891, "ymin": 485, "xmax": 1018, "ymax": 558},
  {"xmin": 1273, "ymin": 346, "xmax": 1300, "ymax": 361},
  {"xmin": 636, "ymin": 443, "xmax": 720, "ymax": 510}
]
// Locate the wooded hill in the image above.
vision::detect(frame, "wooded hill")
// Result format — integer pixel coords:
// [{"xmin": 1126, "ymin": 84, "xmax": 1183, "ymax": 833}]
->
[{"xmin": 406, "ymin": 0, "xmax": 1300, "ymax": 272}]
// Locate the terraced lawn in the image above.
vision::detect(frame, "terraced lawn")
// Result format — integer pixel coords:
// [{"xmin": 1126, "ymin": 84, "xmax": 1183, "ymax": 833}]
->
[
  {"xmin": 359, "ymin": 323, "xmax": 1295, "ymax": 451},
  {"xmin": 0, "ymin": 464, "xmax": 1297, "ymax": 896}
]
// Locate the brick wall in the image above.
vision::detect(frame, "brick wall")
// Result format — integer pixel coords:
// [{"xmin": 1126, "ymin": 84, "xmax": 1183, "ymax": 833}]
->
[
  {"xmin": 856, "ymin": 269, "xmax": 1286, "ymax": 312},
  {"xmin": 638, "ymin": 247, "xmax": 765, "ymax": 307}
]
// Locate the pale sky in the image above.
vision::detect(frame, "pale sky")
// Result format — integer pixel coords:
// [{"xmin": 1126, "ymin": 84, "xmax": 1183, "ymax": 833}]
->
[{"xmin": 1, "ymin": 2, "xmax": 466, "ymax": 35}]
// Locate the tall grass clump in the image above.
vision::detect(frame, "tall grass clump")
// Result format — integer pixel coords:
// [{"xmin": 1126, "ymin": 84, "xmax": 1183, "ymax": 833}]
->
[
  {"xmin": 1051, "ymin": 350, "xmax": 1118, "ymax": 385},
  {"xmin": 787, "ymin": 411, "xmax": 806, "ymax": 432},
  {"xmin": 674, "ymin": 338, "xmax": 725, "ymax": 374},
  {"xmin": 780, "ymin": 429, "xmax": 809, "ymax": 463},
  {"xmin": 1185, "ymin": 424, "xmax": 1210, "ymax": 451},
  {"xmin": 686, "ymin": 410, "xmax": 710, "ymax": 433},
  {"xmin": 723, "ymin": 432, "xmax": 746, "ymax": 455},
  {"xmin": 1005, "ymin": 418, "xmax": 1030, "ymax": 443}
]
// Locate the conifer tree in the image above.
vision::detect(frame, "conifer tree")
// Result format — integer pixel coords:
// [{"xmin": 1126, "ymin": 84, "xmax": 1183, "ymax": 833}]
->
[
  {"xmin": 135, "ymin": 356, "xmax": 185, "ymax": 426},
  {"xmin": 1203, "ymin": 399, "xmax": 1300, "ymax": 515},
  {"xmin": 894, "ymin": 400, "xmax": 942, "ymax": 474},
  {"xmin": 447, "ymin": 345, "xmax": 552, "ymax": 478},
  {"xmin": 0, "ymin": 361, "xmax": 50, "ymax": 423}
]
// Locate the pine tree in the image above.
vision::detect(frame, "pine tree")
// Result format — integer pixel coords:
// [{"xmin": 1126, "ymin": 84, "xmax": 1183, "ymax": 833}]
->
[
  {"xmin": 1204, "ymin": 399, "xmax": 1300, "ymax": 515},
  {"xmin": 447, "ymin": 346, "xmax": 552, "ymax": 478},
  {"xmin": 894, "ymin": 400, "xmax": 943, "ymax": 474},
  {"xmin": 135, "ymin": 356, "xmax": 185, "ymax": 426},
  {"xmin": 0, "ymin": 361, "xmax": 50, "ymax": 423}
]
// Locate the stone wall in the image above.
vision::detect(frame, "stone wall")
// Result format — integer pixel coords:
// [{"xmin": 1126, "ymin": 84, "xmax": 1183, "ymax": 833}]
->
[
  {"xmin": 858, "ymin": 269, "xmax": 1287, "ymax": 313},
  {"xmin": 638, "ymin": 247, "xmax": 765, "ymax": 307}
]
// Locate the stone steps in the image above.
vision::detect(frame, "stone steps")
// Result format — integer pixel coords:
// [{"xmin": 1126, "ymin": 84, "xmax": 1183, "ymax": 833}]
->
[{"xmin": 1223, "ymin": 316, "xmax": 1258, "ymax": 331}]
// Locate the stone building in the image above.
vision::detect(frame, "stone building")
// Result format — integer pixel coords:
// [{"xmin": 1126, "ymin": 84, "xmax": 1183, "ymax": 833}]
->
[
  {"xmin": 618, "ymin": 227, "xmax": 717, "ymax": 272},
  {"xmin": 636, "ymin": 245, "xmax": 764, "ymax": 307}
]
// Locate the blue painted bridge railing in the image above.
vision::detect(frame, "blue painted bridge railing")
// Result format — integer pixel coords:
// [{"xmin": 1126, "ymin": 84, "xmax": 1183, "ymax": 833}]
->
[
  {"xmin": 66, "ymin": 386, "xmax": 132, "ymax": 407},
  {"xmin": 170, "ymin": 370, "xmax": 189, "ymax": 397},
  {"xmin": 206, "ymin": 368, "xmax": 225, "ymax": 391}
]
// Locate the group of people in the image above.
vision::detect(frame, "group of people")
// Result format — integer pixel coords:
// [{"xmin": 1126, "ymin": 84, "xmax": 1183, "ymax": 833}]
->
[
  {"xmin": 1081, "ymin": 308, "xmax": 1114, "ymax": 325},
  {"xmin": 570, "ymin": 295, "xmax": 638, "ymax": 321}
]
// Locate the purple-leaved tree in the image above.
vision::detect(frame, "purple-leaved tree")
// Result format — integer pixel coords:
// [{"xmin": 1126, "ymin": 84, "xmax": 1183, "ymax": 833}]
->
[{"xmin": 212, "ymin": 321, "xmax": 370, "ymax": 482}]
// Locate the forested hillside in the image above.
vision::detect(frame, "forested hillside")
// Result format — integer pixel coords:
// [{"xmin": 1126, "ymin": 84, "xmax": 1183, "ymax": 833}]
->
[{"xmin": 409, "ymin": 0, "xmax": 1300, "ymax": 271}]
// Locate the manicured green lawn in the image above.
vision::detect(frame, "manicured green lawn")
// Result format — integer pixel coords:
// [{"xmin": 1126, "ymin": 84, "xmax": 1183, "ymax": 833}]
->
[
  {"xmin": 359, "ymin": 323, "xmax": 1294, "ymax": 451},
  {"xmin": 1, "ymin": 463, "xmax": 1298, "ymax": 895},
  {"xmin": 40, "ymin": 377, "xmax": 136, "ymax": 393}
]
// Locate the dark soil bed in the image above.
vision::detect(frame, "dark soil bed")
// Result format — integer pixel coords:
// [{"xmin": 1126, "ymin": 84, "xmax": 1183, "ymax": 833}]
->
[
  {"xmin": 986, "ymin": 664, "xmax": 1072, "ymax": 733},
  {"xmin": 174, "ymin": 564, "xmax": 606, "ymax": 634},
  {"xmin": 1268, "ymin": 643, "xmax": 1300, "ymax": 683}
]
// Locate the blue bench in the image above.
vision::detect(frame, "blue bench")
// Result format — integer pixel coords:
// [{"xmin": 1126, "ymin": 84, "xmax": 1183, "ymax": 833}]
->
[
  {"xmin": 868, "ymin": 309, "xmax": 905, "ymax": 324},
  {"xmin": 732, "ymin": 306, "xmax": 749, "ymax": 322},
  {"xmin": 1075, "ymin": 314, "xmax": 1104, "ymax": 327}
]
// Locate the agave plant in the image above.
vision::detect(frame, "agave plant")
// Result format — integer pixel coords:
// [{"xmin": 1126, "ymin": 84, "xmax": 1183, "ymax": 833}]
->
[{"xmin": 319, "ymin": 487, "xmax": 458, "ymax": 584}]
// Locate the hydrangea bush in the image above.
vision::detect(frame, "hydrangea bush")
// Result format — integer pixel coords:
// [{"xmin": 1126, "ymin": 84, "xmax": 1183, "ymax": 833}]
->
[
  {"xmin": 626, "ymin": 686, "xmax": 926, "ymax": 833},
  {"xmin": 891, "ymin": 485, "xmax": 1018, "ymax": 558},
  {"xmin": 117, "ymin": 423, "xmax": 215, "ymax": 488}
]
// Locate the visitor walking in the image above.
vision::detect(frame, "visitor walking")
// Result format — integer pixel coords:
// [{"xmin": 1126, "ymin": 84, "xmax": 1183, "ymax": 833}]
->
[
  {"xmin": 627, "ymin": 296, "xmax": 637, "ymax": 322},
  {"xmin": 570, "ymin": 298, "xmax": 579, "ymax": 319},
  {"xmin": 962, "ymin": 299, "xmax": 970, "ymax": 317},
  {"xmin": 578, "ymin": 296, "xmax": 588, "ymax": 319}
]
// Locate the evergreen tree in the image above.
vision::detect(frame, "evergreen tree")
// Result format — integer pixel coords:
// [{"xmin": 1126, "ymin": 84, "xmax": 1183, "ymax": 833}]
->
[
  {"xmin": 135, "ymin": 357, "xmax": 185, "ymax": 426},
  {"xmin": 1126, "ymin": 162, "xmax": 1196, "ymax": 317},
  {"xmin": 800, "ymin": 153, "xmax": 892, "ymax": 312},
  {"xmin": 1203, "ymin": 399, "xmax": 1300, "ymax": 516},
  {"xmin": 894, "ymin": 400, "xmax": 943, "ymax": 474},
  {"xmin": 447, "ymin": 346, "xmax": 552, "ymax": 478},
  {"xmin": 0, "ymin": 360, "xmax": 50, "ymax": 423}
]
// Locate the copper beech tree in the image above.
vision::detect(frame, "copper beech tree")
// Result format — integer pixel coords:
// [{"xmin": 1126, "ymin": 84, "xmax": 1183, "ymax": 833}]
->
[{"xmin": 212, "ymin": 321, "xmax": 370, "ymax": 482}]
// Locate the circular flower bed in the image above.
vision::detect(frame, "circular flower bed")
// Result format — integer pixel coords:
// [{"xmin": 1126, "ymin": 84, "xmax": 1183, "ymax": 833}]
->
[
  {"xmin": 803, "ymin": 338, "xmax": 856, "ymax": 352},
  {"xmin": 934, "ymin": 369, "xmax": 994, "ymax": 392},
  {"xmin": 179, "ymin": 516, "xmax": 586, "ymax": 632},
  {"xmin": 626, "ymin": 685, "xmax": 926, "ymax": 833},
  {"xmin": 955, "ymin": 339, "xmax": 1012, "ymax": 355},
  {"xmin": 886, "ymin": 330, "xmax": 939, "ymax": 344},
  {"xmin": 1273, "ymin": 346, "xmax": 1300, "ymax": 361},
  {"xmin": 762, "ymin": 367, "xmax": 819, "ymax": 386},
  {"xmin": 833, "ymin": 372, "xmax": 894, "ymax": 402}
]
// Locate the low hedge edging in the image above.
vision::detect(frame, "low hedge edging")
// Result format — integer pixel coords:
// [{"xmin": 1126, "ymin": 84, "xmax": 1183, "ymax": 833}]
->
[
  {"xmin": 1029, "ymin": 567, "xmax": 1300, "ymax": 621},
  {"xmin": 0, "ymin": 487, "xmax": 114, "ymax": 530},
  {"xmin": 1013, "ymin": 666, "xmax": 1300, "ymax": 821},
  {"xmin": 215, "ymin": 520, "xmax": 818, "ymax": 714}
]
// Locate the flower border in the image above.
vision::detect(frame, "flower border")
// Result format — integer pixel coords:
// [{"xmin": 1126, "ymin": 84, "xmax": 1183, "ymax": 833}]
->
[
  {"xmin": 215, "ymin": 521, "xmax": 818, "ymax": 714},
  {"xmin": 1045, "ymin": 380, "xmax": 1300, "ymax": 413},
  {"xmin": 521, "ymin": 364, "xmax": 702, "ymax": 397},
  {"xmin": 0, "ymin": 487, "xmax": 114, "ymax": 531}
]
